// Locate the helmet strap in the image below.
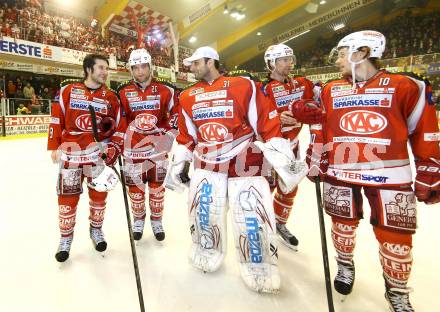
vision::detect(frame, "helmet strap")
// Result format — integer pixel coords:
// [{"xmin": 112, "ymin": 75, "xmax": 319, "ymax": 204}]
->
[{"xmin": 348, "ymin": 51, "xmax": 367, "ymax": 89}]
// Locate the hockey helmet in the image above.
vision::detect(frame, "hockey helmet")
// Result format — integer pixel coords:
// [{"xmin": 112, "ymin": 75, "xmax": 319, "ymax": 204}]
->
[
  {"xmin": 128, "ymin": 48, "xmax": 152, "ymax": 67},
  {"xmin": 264, "ymin": 44, "xmax": 296, "ymax": 71}
]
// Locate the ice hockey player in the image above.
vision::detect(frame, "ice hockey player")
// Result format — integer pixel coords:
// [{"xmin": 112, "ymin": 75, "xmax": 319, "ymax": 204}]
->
[
  {"xmin": 118, "ymin": 48, "xmax": 178, "ymax": 241},
  {"xmin": 262, "ymin": 43, "xmax": 323, "ymax": 250},
  {"xmin": 165, "ymin": 46, "xmax": 307, "ymax": 293},
  {"xmin": 306, "ymin": 30, "xmax": 440, "ymax": 311},
  {"xmin": 47, "ymin": 54, "xmax": 125, "ymax": 262}
]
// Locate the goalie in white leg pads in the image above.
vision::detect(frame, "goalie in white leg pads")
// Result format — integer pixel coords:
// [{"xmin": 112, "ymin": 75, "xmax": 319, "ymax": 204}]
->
[{"xmin": 165, "ymin": 46, "xmax": 307, "ymax": 293}]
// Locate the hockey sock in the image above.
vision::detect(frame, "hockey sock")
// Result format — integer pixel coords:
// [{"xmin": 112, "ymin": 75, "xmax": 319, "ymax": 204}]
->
[
  {"xmin": 128, "ymin": 185, "xmax": 147, "ymax": 221},
  {"xmin": 374, "ymin": 226, "xmax": 413, "ymax": 289},
  {"xmin": 331, "ymin": 219, "xmax": 359, "ymax": 263},
  {"xmin": 274, "ymin": 187, "xmax": 297, "ymax": 224}
]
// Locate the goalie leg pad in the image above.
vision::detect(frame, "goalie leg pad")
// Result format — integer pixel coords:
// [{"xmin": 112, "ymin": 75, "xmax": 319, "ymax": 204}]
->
[
  {"xmin": 228, "ymin": 176, "xmax": 280, "ymax": 294},
  {"xmin": 188, "ymin": 168, "xmax": 228, "ymax": 273}
]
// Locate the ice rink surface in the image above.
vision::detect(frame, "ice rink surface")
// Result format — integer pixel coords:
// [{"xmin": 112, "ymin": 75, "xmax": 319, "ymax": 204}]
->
[{"xmin": 0, "ymin": 135, "xmax": 438, "ymax": 312}]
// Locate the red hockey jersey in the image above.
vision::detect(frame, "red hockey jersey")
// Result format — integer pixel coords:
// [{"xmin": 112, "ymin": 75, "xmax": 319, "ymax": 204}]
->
[
  {"xmin": 118, "ymin": 79, "xmax": 178, "ymax": 159},
  {"xmin": 177, "ymin": 74, "xmax": 282, "ymax": 175},
  {"xmin": 263, "ymin": 75, "xmax": 315, "ymax": 141},
  {"xmin": 47, "ymin": 81, "xmax": 124, "ymax": 164},
  {"xmin": 314, "ymin": 70, "xmax": 440, "ymax": 186}
]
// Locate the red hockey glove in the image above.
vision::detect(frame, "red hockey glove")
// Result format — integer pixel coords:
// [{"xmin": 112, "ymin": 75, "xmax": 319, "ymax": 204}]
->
[
  {"xmin": 101, "ymin": 141, "xmax": 122, "ymax": 167},
  {"xmin": 98, "ymin": 116, "xmax": 116, "ymax": 141},
  {"xmin": 290, "ymin": 99, "xmax": 325, "ymax": 125},
  {"xmin": 305, "ymin": 143, "xmax": 328, "ymax": 182},
  {"xmin": 414, "ymin": 158, "xmax": 440, "ymax": 204}
]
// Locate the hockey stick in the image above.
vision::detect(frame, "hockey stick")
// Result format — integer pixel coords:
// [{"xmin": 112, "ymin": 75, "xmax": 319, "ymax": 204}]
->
[
  {"xmin": 315, "ymin": 176, "xmax": 335, "ymax": 312},
  {"xmin": 117, "ymin": 156, "xmax": 146, "ymax": 312},
  {"xmin": 88, "ymin": 105, "xmax": 146, "ymax": 312}
]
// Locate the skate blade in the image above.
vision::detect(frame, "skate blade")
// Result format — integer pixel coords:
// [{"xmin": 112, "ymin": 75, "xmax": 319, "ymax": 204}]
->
[{"xmin": 277, "ymin": 236, "xmax": 298, "ymax": 251}]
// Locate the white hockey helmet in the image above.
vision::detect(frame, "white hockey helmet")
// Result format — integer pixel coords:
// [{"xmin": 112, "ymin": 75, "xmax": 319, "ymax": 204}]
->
[
  {"xmin": 330, "ymin": 30, "xmax": 386, "ymax": 88},
  {"xmin": 337, "ymin": 30, "xmax": 386, "ymax": 59},
  {"xmin": 128, "ymin": 48, "xmax": 152, "ymax": 67},
  {"xmin": 87, "ymin": 166, "xmax": 119, "ymax": 192},
  {"xmin": 264, "ymin": 44, "xmax": 296, "ymax": 71}
]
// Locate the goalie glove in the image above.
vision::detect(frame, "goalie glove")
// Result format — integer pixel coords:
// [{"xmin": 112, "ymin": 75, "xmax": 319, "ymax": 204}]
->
[
  {"xmin": 164, "ymin": 144, "xmax": 192, "ymax": 193},
  {"xmin": 414, "ymin": 158, "xmax": 440, "ymax": 204},
  {"xmin": 255, "ymin": 137, "xmax": 308, "ymax": 194}
]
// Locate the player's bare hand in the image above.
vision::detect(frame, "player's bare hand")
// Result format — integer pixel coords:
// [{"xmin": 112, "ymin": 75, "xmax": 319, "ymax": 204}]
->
[
  {"xmin": 51, "ymin": 150, "xmax": 60, "ymax": 164},
  {"xmin": 280, "ymin": 111, "xmax": 298, "ymax": 126}
]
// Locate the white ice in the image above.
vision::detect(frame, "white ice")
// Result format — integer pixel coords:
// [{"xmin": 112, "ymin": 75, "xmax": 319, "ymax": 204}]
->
[{"xmin": 0, "ymin": 135, "xmax": 438, "ymax": 312}]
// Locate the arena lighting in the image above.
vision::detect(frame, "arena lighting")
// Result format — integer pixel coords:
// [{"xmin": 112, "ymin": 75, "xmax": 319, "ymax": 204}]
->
[
  {"xmin": 320, "ymin": 0, "xmax": 327, "ymax": 4},
  {"xmin": 236, "ymin": 13, "xmax": 245, "ymax": 21},
  {"xmin": 257, "ymin": 32, "xmax": 262, "ymax": 36},
  {"xmin": 333, "ymin": 23, "xmax": 345, "ymax": 31},
  {"xmin": 223, "ymin": 4, "xmax": 229, "ymax": 14},
  {"xmin": 189, "ymin": 36, "xmax": 197, "ymax": 43},
  {"xmin": 280, "ymin": 29, "xmax": 310, "ymax": 44}
]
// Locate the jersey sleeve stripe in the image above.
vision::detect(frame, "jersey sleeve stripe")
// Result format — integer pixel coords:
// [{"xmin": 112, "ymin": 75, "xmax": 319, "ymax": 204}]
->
[
  {"xmin": 182, "ymin": 108, "xmax": 198, "ymax": 143},
  {"xmin": 407, "ymin": 77, "xmax": 427, "ymax": 135}
]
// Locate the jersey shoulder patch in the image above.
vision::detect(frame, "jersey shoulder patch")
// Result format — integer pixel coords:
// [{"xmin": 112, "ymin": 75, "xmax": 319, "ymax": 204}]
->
[
  {"xmin": 116, "ymin": 80, "xmax": 132, "ymax": 93},
  {"xmin": 60, "ymin": 79, "xmax": 82, "ymax": 88}
]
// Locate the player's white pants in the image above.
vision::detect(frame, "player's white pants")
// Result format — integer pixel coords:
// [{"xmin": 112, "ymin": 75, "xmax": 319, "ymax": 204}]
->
[{"xmin": 188, "ymin": 168, "xmax": 280, "ymax": 293}]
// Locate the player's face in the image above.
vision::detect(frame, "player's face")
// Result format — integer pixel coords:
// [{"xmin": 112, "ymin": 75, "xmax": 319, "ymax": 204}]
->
[
  {"xmin": 132, "ymin": 63, "xmax": 151, "ymax": 83},
  {"xmin": 190, "ymin": 59, "xmax": 210, "ymax": 80},
  {"xmin": 274, "ymin": 56, "xmax": 294, "ymax": 76},
  {"xmin": 335, "ymin": 47, "xmax": 351, "ymax": 76},
  {"xmin": 90, "ymin": 59, "xmax": 109, "ymax": 85}
]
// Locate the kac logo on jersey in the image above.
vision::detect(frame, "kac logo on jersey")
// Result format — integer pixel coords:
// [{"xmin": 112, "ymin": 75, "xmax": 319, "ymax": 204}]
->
[
  {"xmin": 245, "ymin": 217, "xmax": 263, "ymax": 263},
  {"xmin": 340, "ymin": 110, "xmax": 387, "ymax": 135},
  {"xmin": 199, "ymin": 122, "xmax": 229, "ymax": 142},
  {"xmin": 134, "ymin": 113, "xmax": 158, "ymax": 131},
  {"xmin": 193, "ymin": 106, "xmax": 233, "ymax": 121},
  {"xmin": 75, "ymin": 114, "xmax": 101, "ymax": 131},
  {"xmin": 333, "ymin": 94, "xmax": 392, "ymax": 109},
  {"xmin": 199, "ymin": 183, "xmax": 213, "ymax": 232}
]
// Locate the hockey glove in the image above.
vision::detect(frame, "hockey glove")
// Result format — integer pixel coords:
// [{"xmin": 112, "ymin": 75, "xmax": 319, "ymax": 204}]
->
[
  {"xmin": 414, "ymin": 158, "xmax": 440, "ymax": 204},
  {"xmin": 98, "ymin": 116, "xmax": 116, "ymax": 141},
  {"xmin": 305, "ymin": 143, "xmax": 329, "ymax": 182},
  {"xmin": 289, "ymin": 99, "xmax": 325, "ymax": 125},
  {"xmin": 100, "ymin": 141, "xmax": 122, "ymax": 167}
]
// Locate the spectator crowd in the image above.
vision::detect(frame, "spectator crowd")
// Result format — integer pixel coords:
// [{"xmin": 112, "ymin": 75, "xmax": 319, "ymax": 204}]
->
[
  {"xmin": 295, "ymin": 11, "xmax": 440, "ymax": 68},
  {"xmin": 0, "ymin": 0, "xmax": 173, "ymax": 67}
]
